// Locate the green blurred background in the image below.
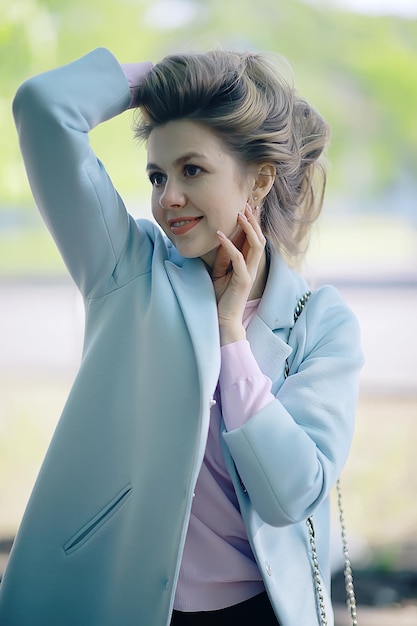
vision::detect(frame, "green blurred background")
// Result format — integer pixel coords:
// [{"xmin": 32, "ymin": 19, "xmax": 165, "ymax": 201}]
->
[
  {"xmin": 0, "ymin": 0, "xmax": 416, "ymax": 621},
  {"xmin": 0, "ymin": 0, "xmax": 416, "ymax": 275}
]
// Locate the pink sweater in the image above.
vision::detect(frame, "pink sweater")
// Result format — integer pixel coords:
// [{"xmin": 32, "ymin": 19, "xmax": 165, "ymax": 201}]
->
[{"xmin": 174, "ymin": 300, "xmax": 276, "ymax": 611}]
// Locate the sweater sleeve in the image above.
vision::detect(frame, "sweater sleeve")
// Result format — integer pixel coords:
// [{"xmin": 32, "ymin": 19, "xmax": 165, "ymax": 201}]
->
[
  {"xmin": 219, "ymin": 340, "xmax": 275, "ymax": 431},
  {"xmin": 13, "ymin": 48, "xmax": 152, "ymax": 297}
]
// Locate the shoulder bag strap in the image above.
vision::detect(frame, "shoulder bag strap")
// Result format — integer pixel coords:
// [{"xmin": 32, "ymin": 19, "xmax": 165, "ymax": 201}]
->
[{"xmin": 285, "ymin": 291, "xmax": 358, "ymax": 626}]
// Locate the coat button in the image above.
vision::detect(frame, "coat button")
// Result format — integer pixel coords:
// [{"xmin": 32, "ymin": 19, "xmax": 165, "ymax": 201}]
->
[
  {"xmin": 265, "ymin": 561, "xmax": 272, "ymax": 576},
  {"xmin": 209, "ymin": 397, "xmax": 217, "ymax": 408}
]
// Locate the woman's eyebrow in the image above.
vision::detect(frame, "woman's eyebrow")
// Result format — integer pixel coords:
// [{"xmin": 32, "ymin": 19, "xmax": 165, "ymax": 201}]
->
[
  {"xmin": 146, "ymin": 152, "xmax": 208, "ymax": 171},
  {"xmin": 146, "ymin": 162, "xmax": 160, "ymax": 172}
]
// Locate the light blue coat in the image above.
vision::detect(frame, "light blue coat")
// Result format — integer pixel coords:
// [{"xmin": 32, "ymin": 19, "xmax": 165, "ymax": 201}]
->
[{"xmin": 0, "ymin": 49, "xmax": 363, "ymax": 626}]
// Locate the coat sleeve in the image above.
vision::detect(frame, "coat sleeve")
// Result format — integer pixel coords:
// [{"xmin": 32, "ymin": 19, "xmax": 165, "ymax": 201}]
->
[
  {"xmin": 222, "ymin": 285, "xmax": 364, "ymax": 527},
  {"xmin": 12, "ymin": 48, "xmax": 152, "ymax": 297}
]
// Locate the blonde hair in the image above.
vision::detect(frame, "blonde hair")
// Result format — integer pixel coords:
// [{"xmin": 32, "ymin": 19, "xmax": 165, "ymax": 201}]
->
[{"xmin": 134, "ymin": 50, "xmax": 331, "ymax": 262}]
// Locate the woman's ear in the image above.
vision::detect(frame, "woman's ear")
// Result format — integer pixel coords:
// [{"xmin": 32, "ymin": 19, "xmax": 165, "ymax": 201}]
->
[{"xmin": 250, "ymin": 163, "xmax": 276, "ymax": 205}]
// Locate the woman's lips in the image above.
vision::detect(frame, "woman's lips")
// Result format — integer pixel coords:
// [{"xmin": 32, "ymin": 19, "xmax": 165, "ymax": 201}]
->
[{"xmin": 168, "ymin": 216, "xmax": 203, "ymax": 235}]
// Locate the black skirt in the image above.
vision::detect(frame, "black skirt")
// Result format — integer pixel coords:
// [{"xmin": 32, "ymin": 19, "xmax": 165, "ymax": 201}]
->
[{"xmin": 170, "ymin": 591, "xmax": 279, "ymax": 625}]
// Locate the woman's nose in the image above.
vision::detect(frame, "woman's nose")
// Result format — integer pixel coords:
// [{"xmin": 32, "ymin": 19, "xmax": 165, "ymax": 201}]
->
[{"xmin": 158, "ymin": 179, "xmax": 187, "ymax": 209}]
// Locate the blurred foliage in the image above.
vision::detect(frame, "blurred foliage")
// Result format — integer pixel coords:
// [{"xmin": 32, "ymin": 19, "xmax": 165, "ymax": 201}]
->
[{"xmin": 1, "ymin": 0, "xmax": 416, "ymax": 216}]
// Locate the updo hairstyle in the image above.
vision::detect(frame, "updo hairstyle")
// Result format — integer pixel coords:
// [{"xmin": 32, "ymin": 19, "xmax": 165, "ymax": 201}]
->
[{"xmin": 134, "ymin": 50, "xmax": 331, "ymax": 262}]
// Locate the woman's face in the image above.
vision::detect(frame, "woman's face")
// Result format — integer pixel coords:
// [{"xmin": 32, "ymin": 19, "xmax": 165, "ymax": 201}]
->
[{"xmin": 146, "ymin": 120, "xmax": 255, "ymax": 268}]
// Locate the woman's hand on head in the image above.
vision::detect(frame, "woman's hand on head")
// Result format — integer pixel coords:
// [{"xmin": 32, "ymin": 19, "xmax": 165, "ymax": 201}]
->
[
  {"xmin": 121, "ymin": 62, "xmax": 153, "ymax": 109},
  {"xmin": 212, "ymin": 205, "xmax": 266, "ymax": 346}
]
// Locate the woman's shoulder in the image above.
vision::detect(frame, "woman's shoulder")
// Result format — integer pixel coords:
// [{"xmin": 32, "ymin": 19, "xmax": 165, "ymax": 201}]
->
[
  {"xmin": 307, "ymin": 283, "xmax": 357, "ymax": 323},
  {"xmin": 296, "ymin": 283, "xmax": 362, "ymax": 357}
]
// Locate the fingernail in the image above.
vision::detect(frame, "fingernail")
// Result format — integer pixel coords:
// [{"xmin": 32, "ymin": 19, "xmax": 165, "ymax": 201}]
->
[
  {"xmin": 238, "ymin": 211, "xmax": 248, "ymax": 221},
  {"xmin": 217, "ymin": 230, "xmax": 226, "ymax": 239},
  {"xmin": 245, "ymin": 203, "xmax": 253, "ymax": 213}
]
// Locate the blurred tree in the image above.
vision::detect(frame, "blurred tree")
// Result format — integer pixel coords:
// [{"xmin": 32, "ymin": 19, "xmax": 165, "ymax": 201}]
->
[{"xmin": 1, "ymin": 0, "xmax": 416, "ymax": 215}]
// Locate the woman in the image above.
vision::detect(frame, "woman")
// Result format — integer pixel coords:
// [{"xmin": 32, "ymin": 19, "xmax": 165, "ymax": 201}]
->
[{"xmin": 0, "ymin": 48, "xmax": 363, "ymax": 625}]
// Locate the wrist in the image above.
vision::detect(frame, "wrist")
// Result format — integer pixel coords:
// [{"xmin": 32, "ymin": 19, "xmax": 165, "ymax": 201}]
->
[{"xmin": 219, "ymin": 323, "xmax": 246, "ymax": 346}]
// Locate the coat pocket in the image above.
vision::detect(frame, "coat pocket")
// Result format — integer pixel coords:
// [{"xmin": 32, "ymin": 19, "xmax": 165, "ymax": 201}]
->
[{"xmin": 63, "ymin": 483, "xmax": 132, "ymax": 556}]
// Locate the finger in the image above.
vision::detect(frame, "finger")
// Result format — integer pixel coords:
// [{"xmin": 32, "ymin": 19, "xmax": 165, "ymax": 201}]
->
[
  {"xmin": 237, "ymin": 211, "xmax": 265, "ymax": 256},
  {"xmin": 235, "ymin": 213, "xmax": 265, "ymax": 280},
  {"xmin": 215, "ymin": 204, "xmax": 265, "ymax": 280},
  {"xmin": 216, "ymin": 212, "xmax": 260, "ymax": 265},
  {"xmin": 228, "ymin": 222, "xmax": 246, "ymax": 252},
  {"xmin": 212, "ymin": 218, "xmax": 246, "ymax": 281},
  {"xmin": 240, "ymin": 208, "xmax": 266, "ymax": 252},
  {"xmin": 216, "ymin": 230, "xmax": 248, "ymax": 279},
  {"xmin": 236, "ymin": 206, "xmax": 265, "ymax": 265},
  {"xmin": 211, "ymin": 242, "xmax": 232, "ymax": 280},
  {"xmin": 244, "ymin": 205, "xmax": 266, "ymax": 245},
  {"xmin": 216, "ymin": 229, "xmax": 260, "ymax": 299}
]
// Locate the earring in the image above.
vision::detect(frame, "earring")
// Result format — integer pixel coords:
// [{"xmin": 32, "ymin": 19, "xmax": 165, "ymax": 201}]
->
[{"xmin": 253, "ymin": 196, "xmax": 258, "ymax": 201}]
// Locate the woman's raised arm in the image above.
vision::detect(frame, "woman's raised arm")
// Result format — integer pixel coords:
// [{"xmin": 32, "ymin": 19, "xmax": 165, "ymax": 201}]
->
[{"xmin": 13, "ymin": 48, "xmax": 152, "ymax": 296}]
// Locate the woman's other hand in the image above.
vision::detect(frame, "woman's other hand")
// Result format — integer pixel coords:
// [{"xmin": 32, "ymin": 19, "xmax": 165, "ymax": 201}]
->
[
  {"xmin": 212, "ymin": 205, "xmax": 266, "ymax": 345},
  {"xmin": 121, "ymin": 62, "xmax": 153, "ymax": 109}
]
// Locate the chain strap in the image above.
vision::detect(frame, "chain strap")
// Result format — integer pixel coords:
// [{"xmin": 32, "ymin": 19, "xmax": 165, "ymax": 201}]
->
[
  {"xmin": 285, "ymin": 291, "xmax": 358, "ymax": 626},
  {"xmin": 336, "ymin": 479, "xmax": 358, "ymax": 625},
  {"xmin": 284, "ymin": 290, "xmax": 312, "ymax": 379},
  {"xmin": 306, "ymin": 517, "xmax": 328, "ymax": 626}
]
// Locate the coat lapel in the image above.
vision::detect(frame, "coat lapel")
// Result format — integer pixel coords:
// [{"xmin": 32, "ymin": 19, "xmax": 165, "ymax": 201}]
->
[
  {"xmin": 246, "ymin": 249, "xmax": 310, "ymax": 381},
  {"xmin": 164, "ymin": 258, "xmax": 221, "ymax": 399},
  {"xmin": 246, "ymin": 315, "xmax": 292, "ymax": 382}
]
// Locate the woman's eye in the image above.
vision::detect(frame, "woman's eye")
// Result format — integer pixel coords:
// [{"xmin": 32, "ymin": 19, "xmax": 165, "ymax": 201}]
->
[
  {"xmin": 184, "ymin": 164, "xmax": 202, "ymax": 177},
  {"xmin": 149, "ymin": 172, "xmax": 166, "ymax": 187}
]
